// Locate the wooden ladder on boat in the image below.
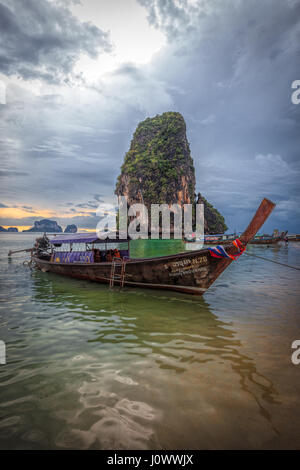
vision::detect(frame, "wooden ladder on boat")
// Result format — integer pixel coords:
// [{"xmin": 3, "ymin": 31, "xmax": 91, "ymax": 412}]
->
[{"xmin": 109, "ymin": 258, "xmax": 126, "ymax": 288}]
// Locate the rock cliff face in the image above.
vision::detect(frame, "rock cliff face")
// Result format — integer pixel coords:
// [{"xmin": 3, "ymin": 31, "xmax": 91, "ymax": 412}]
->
[
  {"xmin": 116, "ymin": 112, "xmax": 195, "ymax": 207},
  {"xmin": 115, "ymin": 112, "xmax": 227, "ymax": 234},
  {"xmin": 64, "ymin": 224, "xmax": 77, "ymax": 233},
  {"xmin": 23, "ymin": 219, "xmax": 62, "ymax": 233}
]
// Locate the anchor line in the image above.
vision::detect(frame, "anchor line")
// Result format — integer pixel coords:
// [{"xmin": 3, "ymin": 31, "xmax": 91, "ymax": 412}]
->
[{"xmin": 244, "ymin": 252, "xmax": 300, "ymax": 271}]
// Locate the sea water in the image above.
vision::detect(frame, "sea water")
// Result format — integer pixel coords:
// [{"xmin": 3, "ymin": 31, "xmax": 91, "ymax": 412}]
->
[{"xmin": 0, "ymin": 233, "xmax": 300, "ymax": 449}]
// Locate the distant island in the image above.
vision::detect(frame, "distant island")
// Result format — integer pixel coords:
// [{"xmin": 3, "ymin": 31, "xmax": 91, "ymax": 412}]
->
[
  {"xmin": 64, "ymin": 224, "xmax": 77, "ymax": 233},
  {"xmin": 0, "ymin": 226, "xmax": 18, "ymax": 232},
  {"xmin": 0, "ymin": 220, "xmax": 79, "ymax": 233},
  {"xmin": 115, "ymin": 111, "xmax": 227, "ymax": 234},
  {"xmin": 23, "ymin": 219, "xmax": 63, "ymax": 233},
  {"xmin": 18, "ymin": 220, "xmax": 78, "ymax": 233}
]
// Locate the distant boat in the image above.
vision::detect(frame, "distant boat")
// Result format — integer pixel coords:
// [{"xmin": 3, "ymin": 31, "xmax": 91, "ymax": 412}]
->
[
  {"xmin": 286, "ymin": 234, "xmax": 300, "ymax": 242},
  {"xmin": 184, "ymin": 233, "xmax": 236, "ymax": 245},
  {"xmin": 30, "ymin": 198, "xmax": 275, "ymax": 296},
  {"xmin": 186, "ymin": 230, "xmax": 287, "ymax": 246},
  {"xmin": 248, "ymin": 231, "xmax": 287, "ymax": 245},
  {"xmin": 204, "ymin": 234, "xmax": 236, "ymax": 245}
]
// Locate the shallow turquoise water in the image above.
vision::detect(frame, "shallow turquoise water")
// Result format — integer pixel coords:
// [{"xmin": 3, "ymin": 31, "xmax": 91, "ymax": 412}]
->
[{"xmin": 0, "ymin": 233, "xmax": 300, "ymax": 449}]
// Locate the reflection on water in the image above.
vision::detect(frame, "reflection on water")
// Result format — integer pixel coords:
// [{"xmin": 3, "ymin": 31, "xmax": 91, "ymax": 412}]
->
[
  {"xmin": 0, "ymin": 235, "xmax": 300, "ymax": 449},
  {"xmin": 1, "ymin": 270, "xmax": 279, "ymax": 449}
]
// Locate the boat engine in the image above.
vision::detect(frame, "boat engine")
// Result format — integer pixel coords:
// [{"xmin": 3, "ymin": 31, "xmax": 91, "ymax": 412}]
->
[{"xmin": 34, "ymin": 234, "xmax": 51, "ymax": 257}]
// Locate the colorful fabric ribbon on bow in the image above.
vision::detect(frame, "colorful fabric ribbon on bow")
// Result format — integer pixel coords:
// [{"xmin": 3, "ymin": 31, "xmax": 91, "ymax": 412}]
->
[{"xmin": 208, "ymin": 238, "xmax": 246, "ymax": 260}]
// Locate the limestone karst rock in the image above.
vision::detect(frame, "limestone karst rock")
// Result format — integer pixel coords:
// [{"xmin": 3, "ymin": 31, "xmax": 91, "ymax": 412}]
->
[{"xmin": 115, "ymin": 112, "xmax": 227, "ymax": 234}]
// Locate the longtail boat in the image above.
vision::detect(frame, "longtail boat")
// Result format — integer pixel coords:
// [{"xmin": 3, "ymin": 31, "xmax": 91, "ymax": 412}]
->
[
  {"xmin": 204, "ymin": 234, "xmax": 236, "ymax": 245},
  {"xmin": 186, "ymin": 230, "xmax": 287, "ymax": 246},
  {"xmin": 248, "ymin": 231, "xmax": 287, "ymax": 245},
  {"xmin": 31, "ymin": 198, "xmax": 275, "ymax": 296},
  {"xmin": 287, "ymin": 234, "xmax": 300, "ymax": 242},
  {"xmin": 184, "ymin": 234, "xmax": 236, "ymax": 245}
]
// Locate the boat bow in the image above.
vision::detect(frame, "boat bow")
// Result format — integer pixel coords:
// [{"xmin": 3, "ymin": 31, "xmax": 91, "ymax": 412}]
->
[{"xmin": 206, "ymin": 198, "xmax": 276, "ymax": 288}]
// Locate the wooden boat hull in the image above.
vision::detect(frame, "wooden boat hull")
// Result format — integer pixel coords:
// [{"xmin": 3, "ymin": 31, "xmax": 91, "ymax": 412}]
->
[
  {"xmin": 33, "ymin": 198, "xmax": 276, "ymax": 296},
  {"xmin": 34, "ymin": 249, "xmax": 222, "ymax": 295}
]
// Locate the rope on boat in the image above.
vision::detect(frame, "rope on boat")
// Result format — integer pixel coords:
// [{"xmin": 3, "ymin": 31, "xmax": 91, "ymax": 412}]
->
[
  {"xmin": 208, "ymin": 239, "xmax": 246, "ymax": 260},
  {"xmin": 244, "ymin": 252, "xmax": 300, "ymax": 271}
]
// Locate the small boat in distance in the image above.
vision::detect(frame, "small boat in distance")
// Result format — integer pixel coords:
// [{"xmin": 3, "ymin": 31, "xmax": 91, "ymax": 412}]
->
[
  {"xmin": 185, "ymin": 230, "xmax": 287, "ymax": 246},
  {"xmin": 248, "ymin": 230, "xmax": 287, "ymax": 245},
  {"xmin": 204, "ymin": 234, "xmax": 236, "ymax": 245},
  {"xmin": 184, "ymin": 234, "xmax": 236, "ymax": 245},
  {"xmin": 30, "ymin": 198, "xmax": 275, "ymax": 296},
  {"xmin": 286, "ymin": 234, "xmax": 300, "ymax": 242}
]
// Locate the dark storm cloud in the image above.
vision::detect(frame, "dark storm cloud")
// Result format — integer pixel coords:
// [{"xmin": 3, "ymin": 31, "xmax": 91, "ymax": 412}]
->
[
  {"xmin": 0, "ymin": 0, "xmax": 112, "ymax": 83},
  {"xmin": 60, "ymin": 194, "xmax": 104, "ymax": 213},
  {"xmin": 22, "ymin": 205, "xmax": 34, "ymax": 212},
  {"xmin": 1, "ymin": 0, "xmax": 300, "ymax": 232},
  {"xmin": 112, "ymin": 63, "xmax": 143, "ymax": 79},
  {"xmin": 139, "ymin": 0, "xmax": 300, "ymax": 46},
  {"xmin": 76, "ymin": 201, "xmax": 99, "ymax": 209},
  {"xmin": 138, "ymin": 0, "xmax": 196, "ymax": 39},
  {"xmin": 94, "ymin": 194, "xmax": 104, "ymax": 203},
  {"xmin": 138, "ymin": 0, "xmax": 300, "ymax": 232},
  {"xmin": 0, "ymin": 169, "xmax": 29, "ymax": 176}
]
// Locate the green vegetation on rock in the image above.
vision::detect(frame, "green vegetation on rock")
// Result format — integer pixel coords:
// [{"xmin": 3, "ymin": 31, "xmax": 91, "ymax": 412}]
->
[
  {"xmin": 116, "ymin": 112, "xmax": 195, "ymax": 206},
  {"xmin": 115, "ymin": 111, "xmax": 227, "ymax": 234},
  {"xmin": 196, "ymin": 193, "xmax": 228, "ymax": 234}
]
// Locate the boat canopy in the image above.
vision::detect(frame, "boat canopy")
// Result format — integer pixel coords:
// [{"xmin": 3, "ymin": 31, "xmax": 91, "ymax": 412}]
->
[{"xmin": 49, "ymin": 232, "xmax": 130, "ymax": 245}]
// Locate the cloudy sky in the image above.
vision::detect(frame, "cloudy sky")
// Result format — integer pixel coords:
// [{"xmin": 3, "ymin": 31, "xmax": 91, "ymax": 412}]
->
[{"xmin": 0, "ymin": 0, "xmax": 299, "ymax": 233}]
